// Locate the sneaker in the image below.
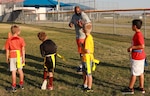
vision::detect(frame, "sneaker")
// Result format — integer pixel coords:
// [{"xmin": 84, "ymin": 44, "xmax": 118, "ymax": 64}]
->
[
  {"xmin": 122, "ymin": 87, "xmax": 134, "ymax": 94},
  {"xmin": 41, "ymin": 80, "xmax": 47, "ymax": 90},
  {"xmin": 76, "ymin": 66, "xmax": 82, "ymax": 72},
  {"xmin": 19, "ymin": 85, "xmax": 24, "ymax": 90},
  {"xmin": 134, "ymin": 87, "xmax": 145, "ymax": 94},
  {"xmin": 11, "ymin": 87, "xmax": 17, "ymax": 93},
  {"xmin": 84, "ymin": 88, "xmax": 93, "ymax": 92},
  {"xmin": 47, "ymin": 85, "xmax": 53, "ymax": 90},
  {"xmin": 77, "ymin": 84, "xmax": 87, "ymax": 90}
]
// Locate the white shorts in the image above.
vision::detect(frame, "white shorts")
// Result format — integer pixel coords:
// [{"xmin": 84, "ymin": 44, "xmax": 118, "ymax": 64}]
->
[
  {"xmin": 9, "ymin": 58, "xmax": 23, "ymax": 71},
  {"xmin": 131, "ymin": 59, "xmax": 145, "ymax": 76}
]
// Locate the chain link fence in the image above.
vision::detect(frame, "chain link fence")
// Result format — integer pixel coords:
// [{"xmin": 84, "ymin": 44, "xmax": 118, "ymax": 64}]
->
[{"xmin": 19, "ymin": 9, "xmax": 150, "ymax": 39}]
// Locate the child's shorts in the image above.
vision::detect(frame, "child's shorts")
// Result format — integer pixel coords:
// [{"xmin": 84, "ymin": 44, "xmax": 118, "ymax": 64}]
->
[
  {"xmin": 82, "ymin": 61, "xmax": 93, "ymax": 75},
  {"xmin": 44, "ymin": 55, "xmax": 56, "ymax": 72},
  {"xmin": 76, "ymin": 39, "xmax": 85, "ymax": 53},
  {"xmin": 9, "ymin": 58, "xmax": 23, "ymax": 71},
  {"xmin": 131, "ymin": 59, "xmax": 145, "ymax": 76}
]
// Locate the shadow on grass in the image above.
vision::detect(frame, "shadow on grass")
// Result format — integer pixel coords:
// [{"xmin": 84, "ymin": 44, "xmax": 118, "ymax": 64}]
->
[
  {"xmin": 55, "ymin": 61, "xmax": 82, "ymax": 87},
  {"xmin": 56, "ymin": 61, "xmax": 77, "ymax": 70},
  {"xmin": 100, "ymin": 62, "xmax": 129, "ymax": 70},
  {"xmin": 69, "ymin": 58, "xmax": 80, "ymax": 61},
  {"xmin": 24, "ymin": 68, "xmax": 42, "ymax": 88},
  {"xmin": 26, "ymin": 54, "xmax": 43, "ymax": 62}
]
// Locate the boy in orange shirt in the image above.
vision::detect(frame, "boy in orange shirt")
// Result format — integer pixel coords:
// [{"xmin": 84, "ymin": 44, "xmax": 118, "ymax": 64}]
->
[{"xmin": 5, "ymin": 25, "xmax": 25, "ymax": 92}]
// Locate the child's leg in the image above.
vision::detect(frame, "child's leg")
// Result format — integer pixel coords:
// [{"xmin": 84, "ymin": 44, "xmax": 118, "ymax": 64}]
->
[
  {"xmin": 83, "ymin": 72, "xmax": 87, "ymax": 87},
  {"xmin": 48, "ymin": 72, "xmax": 53, "ymax": 87},
  {"xmin": 139, "ymin": 73, "xmax": 144, "ymax": 88},
  {"xmin": 18, "ymin": 69, "xmax": 24, "ymax": 85},
  {"xmin": 43, "ymin": 70, "xmax": 48, "ymax": 80},
  {"xmin": 87, "ymin": 75, "xmax": 92, "ymax": 89},
  {"xmin": 12, "ymin": 70, "xmax": 17, "ymax": 87},
  {"xmin": 129, "ymin": 75, "xmax": 136, "ymax": 88}
]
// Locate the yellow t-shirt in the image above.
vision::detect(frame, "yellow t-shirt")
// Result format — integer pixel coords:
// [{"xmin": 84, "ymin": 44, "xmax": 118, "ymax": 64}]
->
[
  {"xmin": 82, "ymin": 34, "xmax": 94, "ymax": 62},
  {"xmin": 85, "ymin": 34, "xmax": 94, "ymax": 54}
]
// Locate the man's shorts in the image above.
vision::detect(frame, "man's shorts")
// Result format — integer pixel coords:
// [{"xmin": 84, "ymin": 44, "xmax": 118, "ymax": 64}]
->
[
  {"xmin": 76, "ymin": 39, "xmax": 85, "ymax": 53},
  {"xmin": 131, "ymin": 59, "xmax": 145, "ymax": 76},
  {"xmin": 44, "ymin": 55, "xmax": 56, "ymax": 72},
  {"xmin": 9, "ymin": 58, "xmax": 23, "ymax": 71},
  {"xmin": 82, "ymin": 61, "xmax": 93, "ymax": 75}
]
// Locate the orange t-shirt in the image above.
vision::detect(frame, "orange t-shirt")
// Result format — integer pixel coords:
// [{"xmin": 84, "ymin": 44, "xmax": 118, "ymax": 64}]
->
[{"xmin": 5, "ymin": 36, "xmax": 25, "ymax": 58}]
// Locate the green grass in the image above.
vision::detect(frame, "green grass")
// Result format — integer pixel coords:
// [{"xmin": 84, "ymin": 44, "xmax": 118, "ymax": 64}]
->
[{"xmin": 0, "ymin": 23, "xmax": 150, "ymax": 96}]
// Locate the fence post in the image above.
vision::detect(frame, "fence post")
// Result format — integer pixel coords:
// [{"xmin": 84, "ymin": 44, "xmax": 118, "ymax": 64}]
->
[
  {"xmin": 113, "ymin": 11, "xmax": 116, "ymax": 34},
  {"xmin": 143, "ymin": 10, "xmax": 146, "ymax": 38}
]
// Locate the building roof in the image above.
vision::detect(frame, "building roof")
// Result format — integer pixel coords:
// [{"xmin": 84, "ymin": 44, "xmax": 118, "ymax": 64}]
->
[
  {"xmin": 23, "ymin": 0, "xmax": 71, "ymax": 8},
  {"xmin": 0, "ymin": 0, "xmax": 23, "ymax": 4}
]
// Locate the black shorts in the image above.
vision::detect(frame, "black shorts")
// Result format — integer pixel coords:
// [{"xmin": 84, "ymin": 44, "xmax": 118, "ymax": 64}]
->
[{"xmin": 44, "ymin": 55, "xmax": 56, "ymax": 72}]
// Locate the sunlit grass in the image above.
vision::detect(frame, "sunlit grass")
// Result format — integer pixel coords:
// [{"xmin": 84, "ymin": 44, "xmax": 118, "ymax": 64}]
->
[{"xmin": 0, "ymin": 23, "xmax": 150, "ymax": 96}]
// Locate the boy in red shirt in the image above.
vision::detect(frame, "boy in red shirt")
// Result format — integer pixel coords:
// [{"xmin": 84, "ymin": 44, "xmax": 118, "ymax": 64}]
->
[
  {"xmin": 122, "ymin": 19, "xmax": 146, "ymax": 94},
  {"xmin": 5, "ymin": 25, "xmax": 25, "ymax": 92}
]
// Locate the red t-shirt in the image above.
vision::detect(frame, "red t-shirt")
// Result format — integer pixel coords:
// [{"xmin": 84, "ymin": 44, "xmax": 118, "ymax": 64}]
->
[
  {"xmin": 132, "ymin": 32, "xmax": 146, "ymax": 60},
  {"xmin": 5, "ymin": 36, "xmax": 25, "ymax": 58}
]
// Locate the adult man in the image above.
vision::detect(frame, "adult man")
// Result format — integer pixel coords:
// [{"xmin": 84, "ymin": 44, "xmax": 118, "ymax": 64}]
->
[{"xmin": 69, "ymin": 6, "xmax": 91, "ymax": 72}]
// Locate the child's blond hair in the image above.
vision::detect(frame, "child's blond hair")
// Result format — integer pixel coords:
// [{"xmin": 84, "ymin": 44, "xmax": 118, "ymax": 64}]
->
[
  {"xmin": 83, "ymin": 23, "xmax": 92, "ymax": 33},
  {"xmin": 11, "ymin": 25, "xmax": 20, "ymax": 35}
]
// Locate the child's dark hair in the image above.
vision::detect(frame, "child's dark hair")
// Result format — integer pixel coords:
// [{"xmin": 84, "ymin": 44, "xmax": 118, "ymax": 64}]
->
[
  {"xmin": 37, "ymin": 32, "xmax": 47, "ymax": 41},
  {"xmin": 132, "ymin": 19, "xmax": 142, "ymax": 29}
]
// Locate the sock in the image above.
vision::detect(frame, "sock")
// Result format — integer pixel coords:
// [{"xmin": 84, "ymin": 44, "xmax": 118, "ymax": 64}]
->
[
  {"xmin": 84, "ymin": 84, "xmax": 87, "ymax": 88},
  {"xmin": 43, "ymin": 71, "xmax": 47, "ymax": 80},
  {"xmin": 19, "ymin": 81, "xmax": 24, "ymax": 85},
  {"xmin": 49, "ymin": 77, "xmax": 53, "ymax": 86},
  {"xmin": 12, "ymin": 83, "xmax": 16, "ymax": 87}
]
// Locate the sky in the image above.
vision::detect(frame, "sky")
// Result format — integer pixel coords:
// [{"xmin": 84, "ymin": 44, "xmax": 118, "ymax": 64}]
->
[
  {"xmin": 61, "ymin": 0, "xmax": 150, "ymax": 10},
  {"xmin": 113, "ymin": 0, "xmax": 150, "ymax": 9}
]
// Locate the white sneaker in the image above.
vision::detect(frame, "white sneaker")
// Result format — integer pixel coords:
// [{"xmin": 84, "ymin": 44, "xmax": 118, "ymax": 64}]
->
[{"xmin": 41, "ymin": 80, "xmax": 47, "ymax": 90}]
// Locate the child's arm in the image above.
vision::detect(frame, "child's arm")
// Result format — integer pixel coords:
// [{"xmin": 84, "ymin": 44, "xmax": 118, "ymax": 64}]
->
[
  {"xmin": 6, "ymin": 50, "xmax": 9, "ymax": 64},
  {"xmin": 127, "ymin": 44, "xmax": 145, "ymax": 52},
  {"xmin": 22, "ymin": 46, "xmax": 25, "ymax": 63}
]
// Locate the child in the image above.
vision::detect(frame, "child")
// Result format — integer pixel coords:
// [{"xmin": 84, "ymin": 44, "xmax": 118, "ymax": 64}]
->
[
  {"xmin": 81, "ymin": 23, "xmax": 94, "ymax": 92},
  {"xmin": 37, "ymin": 32, "xmax": 57, "ymax": 90},
  {"xmin": 5, "ymin": 25, "xmax": 25, "ymax": 92},
  {"xmin": 122, "ymin": 19, "xmax": 146, "ymax": 94}
]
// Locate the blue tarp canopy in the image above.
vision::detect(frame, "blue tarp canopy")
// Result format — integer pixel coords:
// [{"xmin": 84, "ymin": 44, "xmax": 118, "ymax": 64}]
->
[{"xmin": 23, "ymin": 0, "xmax": 71, "ymax": 8}]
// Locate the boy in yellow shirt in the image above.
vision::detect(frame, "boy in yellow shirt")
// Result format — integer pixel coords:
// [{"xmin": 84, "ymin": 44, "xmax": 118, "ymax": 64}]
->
[{"xmin": 81, "ymin": 23, "xmax": 94, "ymax": 92}]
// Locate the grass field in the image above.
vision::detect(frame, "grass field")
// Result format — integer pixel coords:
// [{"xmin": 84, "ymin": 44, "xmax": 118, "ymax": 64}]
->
[{"xmin": 0, "ymin": 23, "xmax": 150, "ymax": 96}]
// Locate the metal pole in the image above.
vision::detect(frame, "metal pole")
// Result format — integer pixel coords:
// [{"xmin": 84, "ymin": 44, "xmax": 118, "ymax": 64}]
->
[{"xmin": 143, "ymin": 10, "xmax": 146, "ymax": 38}]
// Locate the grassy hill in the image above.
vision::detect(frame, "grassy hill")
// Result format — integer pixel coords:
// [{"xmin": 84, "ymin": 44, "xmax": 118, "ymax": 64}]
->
[{"xmin": 0, "ymin": 23, "xmax": 150, "ymax": 96}]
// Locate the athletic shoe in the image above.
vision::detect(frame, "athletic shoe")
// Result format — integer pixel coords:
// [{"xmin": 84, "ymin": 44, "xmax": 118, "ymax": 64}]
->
[
  {"xmin": 76, "ymin": 66, "xmax": 82, "ymax": 72},
  {"xmin": 41, "ymin": 80, "xmax": 47, "ymax": 90},
  {"xmin": 19, "ymin": 85, "xmax": 24, "ymax": 90},
  {"xmin": 84, "ymin": 87, "xmax": 93, "ymax": 92},
  {"xmin": 134, "ymin": 87, "xmax": 145, "ymax": 94},
  {"xmin": 47, "ymin": 85, "xmax": 53, "ymax": 90},
  {"xmin": 122, "ymin": 87, "xmax": 134, "ymax": 94},
  {"xmin": 11, "ymin": 87, "xmax": 17, "ymax": 93}
]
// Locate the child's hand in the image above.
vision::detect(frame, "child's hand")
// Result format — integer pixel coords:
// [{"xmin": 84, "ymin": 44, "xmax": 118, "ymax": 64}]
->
[
  {"xmin": 69, "ymin": 23, "xmax": 73, "ymax": 28},
  {"xmin": 6, "ymin": 58, "xmax": 9, "ymax": 64},
  {"xmin": 77, "ymin": 20, "xmax": 83, "ymax": 28},
  {"xmin": 127, "ymin": 47, "xmax": 132, "ymax": 52}
]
